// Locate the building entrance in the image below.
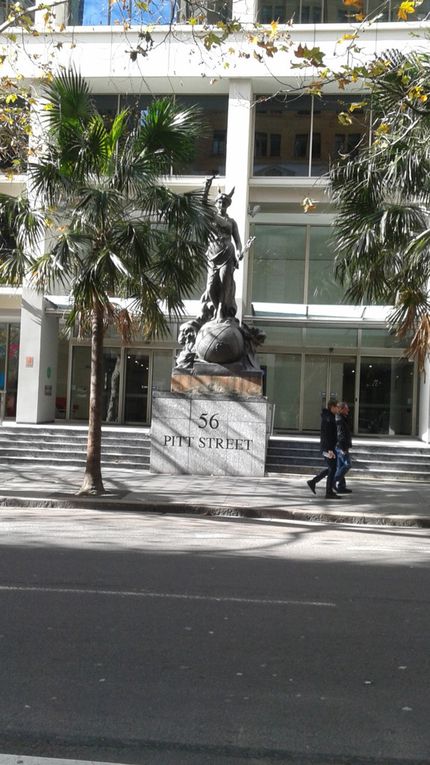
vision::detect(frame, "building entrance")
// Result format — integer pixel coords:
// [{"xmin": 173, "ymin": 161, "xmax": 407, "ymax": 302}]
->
[
  {"xmin": 260, "ymin": 351, "xmax": 416, "ymax": 436},
  {"xmin": 70, "ymin": 346, "xmax": 150, "ymax": 424}
]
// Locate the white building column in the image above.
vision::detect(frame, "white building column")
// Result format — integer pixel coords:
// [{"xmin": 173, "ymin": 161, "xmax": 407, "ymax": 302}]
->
[
  {"xmin": 418, "ymin": 361, "xmax": 430, "ymax": 443},
  {"xmin": 225, "ymin": 78, "xmax": 253, "ymax": 322},
  {"xmin": 16, "ymin": 290, "xmax": 58, "ymax": 423},
  {"xmin": 16, "ymin": 89, "xmax": 59, "ymax": 424}
]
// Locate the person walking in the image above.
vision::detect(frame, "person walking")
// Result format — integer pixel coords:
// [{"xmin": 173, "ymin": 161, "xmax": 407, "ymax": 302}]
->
[
  {"xmin": 334, "ymin": 401, "xmax": 352, "ymax": 493},
  {"xmin": 307, "ymin": 398, "xmax": 342, "ymax": 500}
]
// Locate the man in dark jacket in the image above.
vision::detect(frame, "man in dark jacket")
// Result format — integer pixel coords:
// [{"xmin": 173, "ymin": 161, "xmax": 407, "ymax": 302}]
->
[
  {"xmin": 334, "ymin": 401, "xmax": 352, "ymax": 493},
  {"xmin": 307, "ymin": 398, "xmax": 342, "ymax": 499}
]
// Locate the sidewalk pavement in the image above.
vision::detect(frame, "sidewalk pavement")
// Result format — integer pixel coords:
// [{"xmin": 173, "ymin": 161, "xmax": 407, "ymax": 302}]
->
[{"xmin": 0, "ymin": 464, "xmax": 430, "ymax": 528}]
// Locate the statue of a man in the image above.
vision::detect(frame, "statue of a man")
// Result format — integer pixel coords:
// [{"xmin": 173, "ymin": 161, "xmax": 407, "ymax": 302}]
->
[{"xmin": 200, "ymin": 180, "xmax": 243, "ymax": 322}]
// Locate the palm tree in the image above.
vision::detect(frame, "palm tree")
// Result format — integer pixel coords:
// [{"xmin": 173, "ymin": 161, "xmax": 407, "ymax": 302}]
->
[
  {"xmin": 0, "ymin": 70, "xmax": 213, "ymax": 495},
  {"xmin": 329, "ymin": 49, "xmax": 430, "ymax": 371}
]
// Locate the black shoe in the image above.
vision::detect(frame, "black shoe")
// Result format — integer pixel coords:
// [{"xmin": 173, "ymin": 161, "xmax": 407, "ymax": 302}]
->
[
  {"xmin": 336, "ymin": 487, "xmax": 352, "ymax": 494},
  {"xmin": 325, "ymin": 492, "xmax": 343, "ymax": 499},
  {"xmin": 307, "ymin": 479, "xmax": 316, "ymax": 495}
]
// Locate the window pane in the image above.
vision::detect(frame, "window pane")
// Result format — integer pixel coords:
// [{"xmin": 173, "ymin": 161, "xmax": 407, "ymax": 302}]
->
[
  {"xmin": 152, "ymin": 350, "xmax": 174, "ymax": 392},
  {"xmin": 307, "ymin": 226, "xmax": 346, "ymax": 304},
  {"xmin": 257, "ymin": 0, "xmax": 289, "ymax": 21},
  {"xmin": 305, "ymin": 327, "xmax": 358, "ymax": 347},
  {"xmin": 253, "ymin": 94, "xmax": 313, "ymax": 177},
  {"xmin": 93, "ymin": 95, "xmax": 119, "ymax": 129},
  {"xmin": 325, "ymin": 0, "xmax": 351, "ymax": 22},
  {"xmin": 258, "ymin": 324, "xmax": 303, "ymax": 347},
  {"xmin": 176, "ymin": 95, "xmax": 228, "ymax": 175},
  {"xmin": 119, "ymin": 94, "xmax": 228, "ymax": 176},
  {"xmin": 182, "ymin": 0, "xmax": 232, "ymax": 22},
  {"xmin": 312, "ymin": 94, "xmax": 369, "ymax": 176},
  {"xmin": 298, "ymin": 0, "xmax": 322, "ymax": 21},
  {"xmin": 251, "ymin": 225, "xmax": 306, "ymax": 303},
  {"xmin": 258, "ymin": 353, "xmax": 301, "ymax": 430},
  {"xmin": 361, "ymin": 328, "xmax": 409, "ymax": 349}
]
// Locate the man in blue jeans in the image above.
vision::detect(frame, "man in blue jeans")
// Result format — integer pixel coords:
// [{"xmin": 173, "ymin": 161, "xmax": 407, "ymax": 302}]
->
[
  {"xmin": 307, "ymin": 398, "xmax": 342, "ymax": 499},
  {"xmin": 335, "ymin": 401, "xmax": 352, "ymax": 493}
]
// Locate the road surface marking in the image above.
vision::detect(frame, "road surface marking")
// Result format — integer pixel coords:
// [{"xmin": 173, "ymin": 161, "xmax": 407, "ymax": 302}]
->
[
  {"xmin": 0, "ymin": 584, "xmax": 336, "ymax": 608},
  {"xmin": 0, "ymin": 757, "xmax": 121, "ymax": 765}
]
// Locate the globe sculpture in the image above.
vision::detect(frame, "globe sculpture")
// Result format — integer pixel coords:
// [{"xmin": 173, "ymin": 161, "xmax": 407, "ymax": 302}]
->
[{"xmin": 194, "ymin": 320, "xmax": 245, "ymax": 365}]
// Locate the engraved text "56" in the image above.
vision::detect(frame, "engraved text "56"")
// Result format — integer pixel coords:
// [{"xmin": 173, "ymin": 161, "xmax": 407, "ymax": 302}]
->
[{"xmin": 198, "ymin": 413, "xmax": 220, "ymax": 429}]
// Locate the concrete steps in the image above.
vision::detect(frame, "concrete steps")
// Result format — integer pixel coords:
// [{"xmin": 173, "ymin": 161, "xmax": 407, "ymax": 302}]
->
[
  {"xmin": 0, "ymin": 425, "xmax": 151, "ymax": 471},
  {"xmin": 1, "ymin": 426, "xmax": 428, "ymax": 481},
  {"xmin": 266, "ymin": 437, "xmax": 430, "ymax": 482}
]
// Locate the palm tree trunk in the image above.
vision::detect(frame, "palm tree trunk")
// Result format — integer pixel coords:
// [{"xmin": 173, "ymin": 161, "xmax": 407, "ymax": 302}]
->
[{"xmin": 78, "ymin": 303, "xmax": 105, "ymax": 495}]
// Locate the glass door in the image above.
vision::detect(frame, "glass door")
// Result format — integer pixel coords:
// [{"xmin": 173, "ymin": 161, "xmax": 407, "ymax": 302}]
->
[
  {"xmin": 328, "ymin": 356, "xmax": 356, "ymax": 424},
  {"xmin": 103, "ymin": 350, "xmax": 122, "ymax": 423},
  {"xmin": 0, "ymin": 324, "xmax": 6, "ymax": 417},
  {"xmin": 302, "ymin": 355, "xmax": 356, "ymax": 431},
  {"xmin": 124, "ymin": 351, "xmax": 150, "ymax": 424},
  {"xmin": 302, "ymin": 356, "xmax": 329, "ymax": 430},
  {"xmin": 6, "ymin": 324, "xmax": 20, "ymax": 417},
  {"xmin": 358, "ymin": 357, "xmax": 414, "ymax": 435},
  {"xmin": 71, "ymin": 346, "xmax": 123, "ymax": 422}
]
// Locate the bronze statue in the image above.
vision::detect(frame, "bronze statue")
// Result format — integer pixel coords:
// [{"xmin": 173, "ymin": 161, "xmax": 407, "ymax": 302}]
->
[
  {"xmin": 174, "ymin": 176, "xmax": 263, "ymax": 374},
  {"xmin": 199, "ymin": 177, "xmax": 254, "ymax": 322}
]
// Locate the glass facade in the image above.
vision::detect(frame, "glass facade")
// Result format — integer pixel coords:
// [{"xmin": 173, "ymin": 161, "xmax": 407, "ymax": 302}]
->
[
  {"xmin": 65, "ymin": 345, "xmax": 173, "ymax": 423},
  {"xmin": 67, "ymin": 0, "xmax": 430, "ymax": 25},
  {"xmin": 253, "ymin": 94, "xmax": 369, "ymax": 177},
  {"xmin": 250, "ymin": 223, "xmax": 353, "ymax": 305},
  {"xmin": 257, "ymin": 0, "xmax": 430, "ymax": 22},
  {"xmin": 93, "ymin": 94, "xmax": 228, "ymax": 177},
  {"xmin": 68, "ymin": 0, "xmax": 232, "ymax": 25},
  {"xmin": 251, "ymin": 224, "xmax": 307, "ymax": 302}
]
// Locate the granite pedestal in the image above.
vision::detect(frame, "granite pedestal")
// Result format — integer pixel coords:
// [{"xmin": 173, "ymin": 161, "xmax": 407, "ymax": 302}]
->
[{"xmin": 150, "ymin": 391, "xmax": 271, "ymax": 476}]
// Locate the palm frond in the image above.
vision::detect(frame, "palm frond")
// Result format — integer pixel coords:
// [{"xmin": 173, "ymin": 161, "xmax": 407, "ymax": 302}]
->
[
  {"xmin": 137, "ymin": 97, "xmax": 205, "ymax": 172},
  {"xmin": 42, "ymin": 69, "xmax": 94, "ymax": 135}
]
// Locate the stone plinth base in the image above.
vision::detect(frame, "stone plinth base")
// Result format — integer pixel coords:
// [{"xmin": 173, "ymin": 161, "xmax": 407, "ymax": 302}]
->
[
  {"xmin": 171, "ymin": 370, "xmax": 263, "ymax": 397},
  {"xmin": 150, "ymin": 391, "xmax": 270, "ymax": 476}
]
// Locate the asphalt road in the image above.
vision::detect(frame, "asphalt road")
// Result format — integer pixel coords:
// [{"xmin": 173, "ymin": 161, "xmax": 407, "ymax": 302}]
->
[{"xmin": 0, "ymin": 507, "xmax": 429, "ymax": 765}]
